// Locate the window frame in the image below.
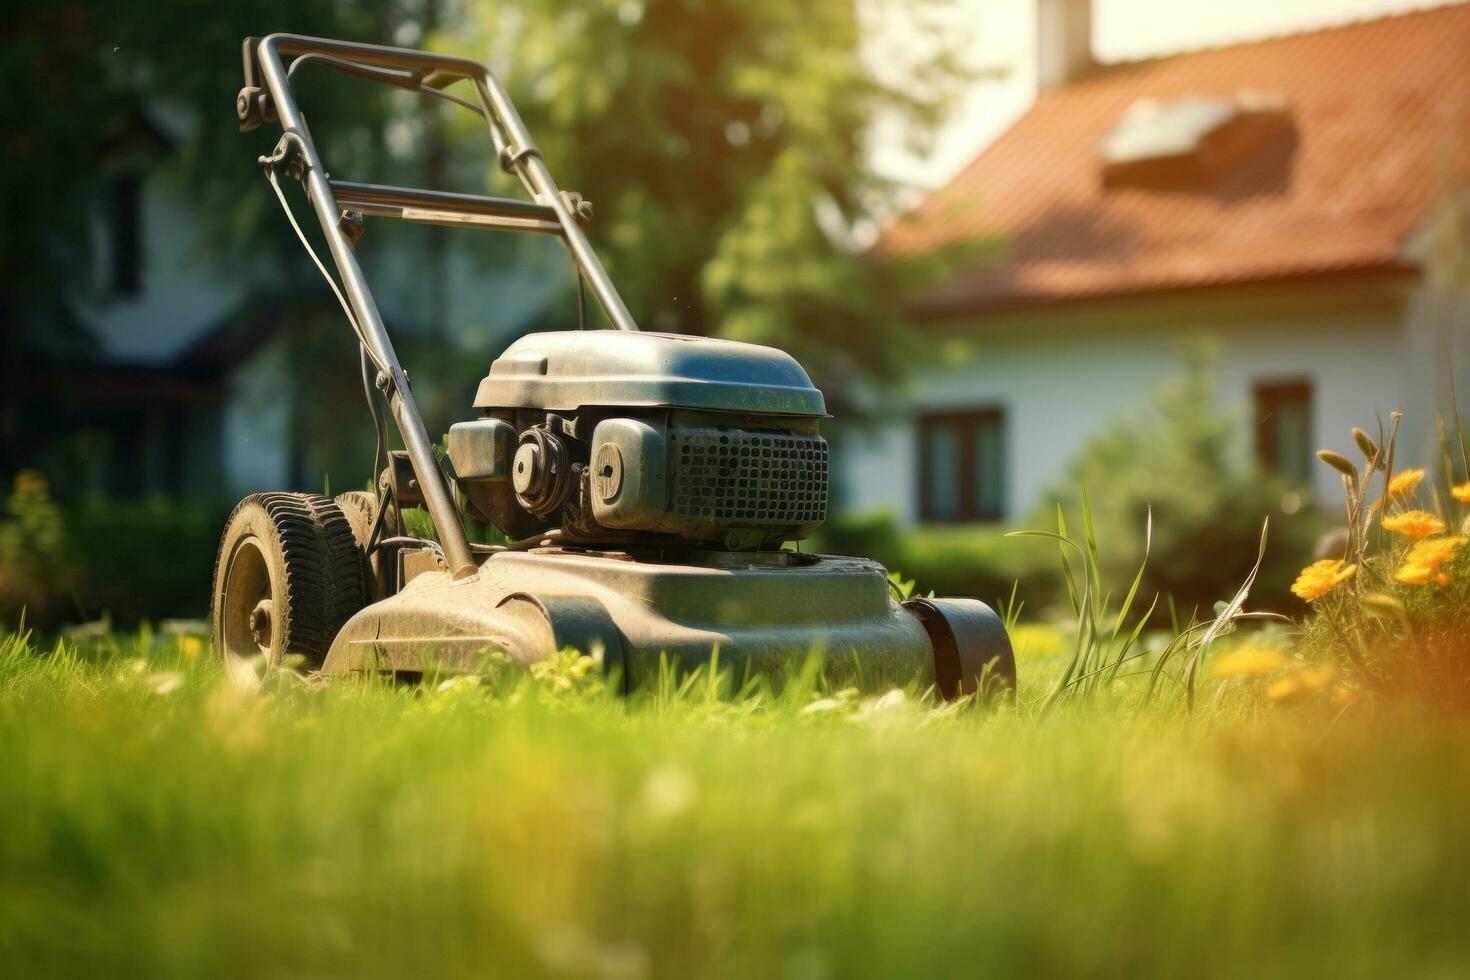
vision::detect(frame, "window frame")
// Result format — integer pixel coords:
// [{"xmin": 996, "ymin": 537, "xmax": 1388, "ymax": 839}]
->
[
  {"xmin": 917, "ymin": 406, "xmax": 1006, "ymax": 523},
  {"xmin": 1253, "ymin": 378, "xmax": 1314, "ymax": 486}
]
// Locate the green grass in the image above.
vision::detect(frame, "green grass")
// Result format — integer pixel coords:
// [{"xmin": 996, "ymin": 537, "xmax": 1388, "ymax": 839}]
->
[{"xmin": 3, "ymin": 630, "xmax": 1470, "ymax": 978}]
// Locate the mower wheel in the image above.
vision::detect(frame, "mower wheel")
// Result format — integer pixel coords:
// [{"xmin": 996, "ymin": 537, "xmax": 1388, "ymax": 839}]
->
[
  {"xmin": 334, "ymin": 490, "xmax": 396, "ymax": 601},
  {"xmin": 212, "ymin": 492, "xmax": 366, "ymax": 683},
  {"xmin": 904, "ymin": 597, "xmax": 1017, "ymax": 702}
]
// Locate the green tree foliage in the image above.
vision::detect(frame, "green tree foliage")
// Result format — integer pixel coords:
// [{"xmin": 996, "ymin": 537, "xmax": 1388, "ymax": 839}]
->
[{"xmin": 437, "ymin": 0, "xmax": 966, "ymax": 375}]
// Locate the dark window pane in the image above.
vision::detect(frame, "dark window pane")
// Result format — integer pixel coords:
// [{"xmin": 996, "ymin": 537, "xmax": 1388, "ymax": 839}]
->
[
  {"xmin": 919, "ymin": 408, "xmax": 1006, "ymax": 522},
  {"xmin": 974, "ymin": 415, "xmax": 1004, "ymax": 519},
  {"xmin": 109, "ymin": 175, "xmax": 142, "ymax": 296},
  {"xmin": 1255, "ymin": 381, "xmax": 1312, "ymax": 486},
  {"xmin": 924, "ymin": 423, "xmax": 960, "ymax": 520}
]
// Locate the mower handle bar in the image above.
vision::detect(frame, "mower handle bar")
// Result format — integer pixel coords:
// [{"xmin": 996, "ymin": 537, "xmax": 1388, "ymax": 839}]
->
[
  {"xmin": 244, "ymin": 33, "xmax": 644, "ymax": 576},
  {"xmin": 244, "ymin": 34, "xmax": 637, "ymax": 333}
]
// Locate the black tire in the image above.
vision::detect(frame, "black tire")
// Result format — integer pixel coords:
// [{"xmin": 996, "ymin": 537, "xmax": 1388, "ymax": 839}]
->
[
  {"xmin": 334, "ymin": 490, "xmax": 396, "ymax": 601},
  {"xmin": 904, "ymin": 597, "xmax": 1017, "ymax": 702},
  {"xmin": 211, "ymin": 492, "xmax": 366, "ymax": 682}
]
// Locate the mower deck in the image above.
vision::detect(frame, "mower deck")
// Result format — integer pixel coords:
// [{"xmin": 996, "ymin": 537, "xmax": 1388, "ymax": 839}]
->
[{"xmin": 322, "ymin": 550, "xmax": 936, "ymax": 688}]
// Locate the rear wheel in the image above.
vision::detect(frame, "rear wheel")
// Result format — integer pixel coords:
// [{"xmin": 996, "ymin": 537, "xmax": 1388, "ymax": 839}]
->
[
  {"xmin": 211, "ymin": 492, "xmax": 366, "ymax": 684},
  {"xmin": 334, "ymin": 489, "xmax": 396, "ymax": 601}
]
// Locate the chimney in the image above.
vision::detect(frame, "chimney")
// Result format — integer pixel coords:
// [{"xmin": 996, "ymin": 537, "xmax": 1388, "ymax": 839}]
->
[{"xmin": 1036, "ymin": 0, "xmax": 1093, "ymax": 90}]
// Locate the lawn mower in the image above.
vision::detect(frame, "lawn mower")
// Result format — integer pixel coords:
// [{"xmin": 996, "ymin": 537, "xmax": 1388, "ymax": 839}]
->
[{"xmin": 215, "ymin": 34, "xmax": 1015, "ymax": 697}]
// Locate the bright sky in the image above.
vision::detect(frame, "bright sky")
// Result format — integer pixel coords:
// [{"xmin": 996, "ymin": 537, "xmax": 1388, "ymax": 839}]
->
[{"xmin": 873, "ymin": 0, "xmax": 1467, "ymax": 189}]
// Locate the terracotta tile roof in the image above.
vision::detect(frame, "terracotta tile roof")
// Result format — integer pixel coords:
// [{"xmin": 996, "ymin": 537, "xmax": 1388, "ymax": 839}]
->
[{"xmin": 883, "ymin": 4, "xmax": 1470, "ymax": 316}]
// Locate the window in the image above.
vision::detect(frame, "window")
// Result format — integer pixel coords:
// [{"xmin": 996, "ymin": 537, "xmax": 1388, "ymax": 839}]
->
[
  {"xmin": 1255, "ymin": 380, "xmax": 1313, "ymax": 486},
  {"xmin": 108, "ymin": 174, "xmax": 142, "ymax": 296},
  {"xmin": 918, "ymin": 408, "xmax": 1006, "ymax": 522}
]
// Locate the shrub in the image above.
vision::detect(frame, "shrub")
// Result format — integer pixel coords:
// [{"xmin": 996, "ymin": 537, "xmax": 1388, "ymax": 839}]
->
[
  {"xmin": 0, "ymin": 471, "xmax": 70, "ymax": 628},
  {"xmin": 0, "ymin": 471, "xmax": 223, "ymax": 631},
  {"xmin": 60, "ymin": 500, "xmax": 223, "ymax": 628},
  {"xmin": 1035, "ymin": 354, "xmax": 1323, "ymax": 616},
  {"xmin": 809, "ymin": 510, "xmax": 1057, "ymax": 608}
]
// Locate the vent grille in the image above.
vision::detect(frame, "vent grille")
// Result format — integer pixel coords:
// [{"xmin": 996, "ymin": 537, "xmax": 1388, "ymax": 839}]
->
[{"xmin": 671, "ymin": 428, "xmax": 828, "ymax": 528}]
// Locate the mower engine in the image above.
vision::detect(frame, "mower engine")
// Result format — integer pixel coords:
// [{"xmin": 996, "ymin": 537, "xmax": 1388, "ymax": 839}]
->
[{"xmin": 450, "ymin": 331, "xmax": 829, "ymax": 551}]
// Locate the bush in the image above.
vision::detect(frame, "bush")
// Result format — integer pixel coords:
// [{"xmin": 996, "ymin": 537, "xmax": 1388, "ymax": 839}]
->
[
  {"xmin": 0, "ymin": 471, "xmax": 69, "ymax": 628},
  {"xmin": 0, "ymin": 471, "xmax": 223, "ymax": 630},
  {"xmin": 1035, "ymin": 354, "xmax": 1323, "ymax": 616},
  {"xmin": 810, "ymin": 510, "xmax": 1057, "ymax": 608}
]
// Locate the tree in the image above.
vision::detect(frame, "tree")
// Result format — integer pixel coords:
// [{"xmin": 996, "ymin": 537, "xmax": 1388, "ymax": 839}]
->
[{"xmin": 436, "ymin": 0, "xmax": 967, "ymax": 378}]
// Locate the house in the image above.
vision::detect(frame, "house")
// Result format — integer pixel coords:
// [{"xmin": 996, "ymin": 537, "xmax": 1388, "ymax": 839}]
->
[
  {"xmin": 25, "ymin": 106, "xmax": 567, "ymax": 502},
  {"xmin": 840, "ymin": 1, "xmax": 1470, "ymax": 525}
]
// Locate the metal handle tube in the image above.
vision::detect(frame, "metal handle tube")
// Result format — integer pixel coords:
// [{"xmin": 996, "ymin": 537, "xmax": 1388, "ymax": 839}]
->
[
  {"xmin": 345, "ymin": 203, "xmax": 563, "ymax": 235},
  {"xmin": 252, "ymin": 35, "xmax": 641, "ymax": 332},
  {"xmin": 256, "ymin": 36, "xmax": 478, "ymax": 578},
  {"xmin": 469, "ymin": 74, "xmax": 640, "ymax": 332},
  {"xmin": 328, "ymin": 179, "xmax": 561, "ymax": 223},
  {"xmin": 331, "ymin": 181, "xmax": 564, "ymax": 234}
]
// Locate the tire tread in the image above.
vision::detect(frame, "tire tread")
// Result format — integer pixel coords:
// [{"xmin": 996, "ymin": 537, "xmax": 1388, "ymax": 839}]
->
[{"xmin": 211, "ymin": 491, "xmax": 367, "ymax": 665}]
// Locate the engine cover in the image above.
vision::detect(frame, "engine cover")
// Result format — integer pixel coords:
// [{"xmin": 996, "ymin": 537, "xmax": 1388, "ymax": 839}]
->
[
  {"xmin": 455, "ymin": 331, "xmax": 831, "ymax": 548},
  {"xmin": 473, "ymin": 330, "xmax": 827, "ymax": 418}
]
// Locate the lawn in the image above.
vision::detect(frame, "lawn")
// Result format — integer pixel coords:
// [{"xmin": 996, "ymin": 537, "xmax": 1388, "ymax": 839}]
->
[{"xmin": 3, "ymin": 628, "xmax": 1468, "ymax": 978}]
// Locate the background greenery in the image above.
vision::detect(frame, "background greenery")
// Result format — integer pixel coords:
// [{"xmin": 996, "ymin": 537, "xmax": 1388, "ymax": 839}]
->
[{"xmin": 1036, "ymin": 351, "xmax": 1325, "ymax": 615}]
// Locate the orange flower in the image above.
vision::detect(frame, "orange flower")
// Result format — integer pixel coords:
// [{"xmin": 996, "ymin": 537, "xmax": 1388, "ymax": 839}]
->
[
  {"xmin": 1381, "ymin": 510, "xmax": 1446, "ymax": 541},
  {"xmin": 1393, "ymin": 535, "xmax": 1467, "ymax": 587},
  {"xmin": 1387, "ymin": 467, "xmax": 1426, "ymax": 497},
  {"xmin": 1212, "ymin": 645, "xmax": 1285, "ymax": 679},
  {"xmin": 1268, "ymin": 664, "xmax": 1338, "ymax": 702},
  {"xmin": 1295, "ymin": 664, "xmax": 1338, "ymax": 690},
  {"xmin": 1393, "ymin": 563, "xmax": 1435, "ymax": 586},
  {"xmin": 1267, "ymin": 676, "xmax": 1301, "ymax": 701},
  {"xmin": 1453, "ymin": 481, "xmax": 1470, "ymax": 504},
  {"xmin": 1291, "ymin": 559, "xmax": 1356, "ymax": 601},
  {"xmin": 1375, "ymin": 467, "xmax": 1426, "ymax": 510}
]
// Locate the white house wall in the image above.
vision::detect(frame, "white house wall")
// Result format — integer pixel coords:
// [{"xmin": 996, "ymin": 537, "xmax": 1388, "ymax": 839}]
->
[
  {"xmin": 75, "ymin": 164, "xmax": 253, "ymax": 364},
  {"xmin": 223, "ymin": 335, "xmax": 293, "ymax": 496},
  {"xmin": 839, "ymin": 281, "xmax": 1419, "ymax": 524}
]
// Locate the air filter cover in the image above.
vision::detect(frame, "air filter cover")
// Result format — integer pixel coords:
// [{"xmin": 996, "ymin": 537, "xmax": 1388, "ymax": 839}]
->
[{"xmin": 474, "ymin": 331, "xmax": 826, "ymax": 417}]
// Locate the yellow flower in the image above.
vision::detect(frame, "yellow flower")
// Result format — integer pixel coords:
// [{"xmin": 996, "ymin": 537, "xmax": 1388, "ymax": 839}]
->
[
  {"xmin": 1381, "ymin": 510, "xmax": 1445, "ymax": 541},
  {"xmin": 178, "ymin": 635, "xmax": 204, "ymax": 660},
  {"xmin": 1267, "ymin": 676, "xmax": 1302, "ymax": 702},
  {"xmin": 1387, "ymin": 467, "xmax": 1426, "ymax": 497},
  {"xmin": 1212, "ymin": 645, "xmax": 1285, "ymax": 679},
  {"xmin": 1453, "ymin": 481, "xmax": 1470, "ymax": 504},
  {"xmin": 1267, "ymin": 665, "xmax": 1337, "ymax": 702},
  {"xmin": 1295, "ymin": 664, "xmax": 1337, "ymax": 690},
  {"xmin": 13, "ymin": 469, "xmax": 48, "ymax": 496},
  {"xmin": 1290, "ymin": 559, "xmax": 1356, "ymax": 602},
  {"xmin": 1409, "ymin": 536, "xmax": 1466, "ymax": 562},
  {"xmin": 1393, "ymin": 535, "xmax": 1467, "ymax": 587},
  {"xmin": 1375, "ymin": 467, "xmax": 1426, "ymax": 510},
  {"xmin": 1393, "ymin": 563, "xmax": 1434, "ymax": 586}
]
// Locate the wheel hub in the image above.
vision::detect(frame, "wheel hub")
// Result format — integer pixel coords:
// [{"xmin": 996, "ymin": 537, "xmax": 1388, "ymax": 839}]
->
[{"xmin": 249, "ymin": 599, "xmax": 274, "ymax": 650}]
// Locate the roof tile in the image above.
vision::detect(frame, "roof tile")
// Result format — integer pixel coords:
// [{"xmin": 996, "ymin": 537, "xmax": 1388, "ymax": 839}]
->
[{"xmin": 884, "ymin": 5, "xmax": 1470, "ymax": 314}]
